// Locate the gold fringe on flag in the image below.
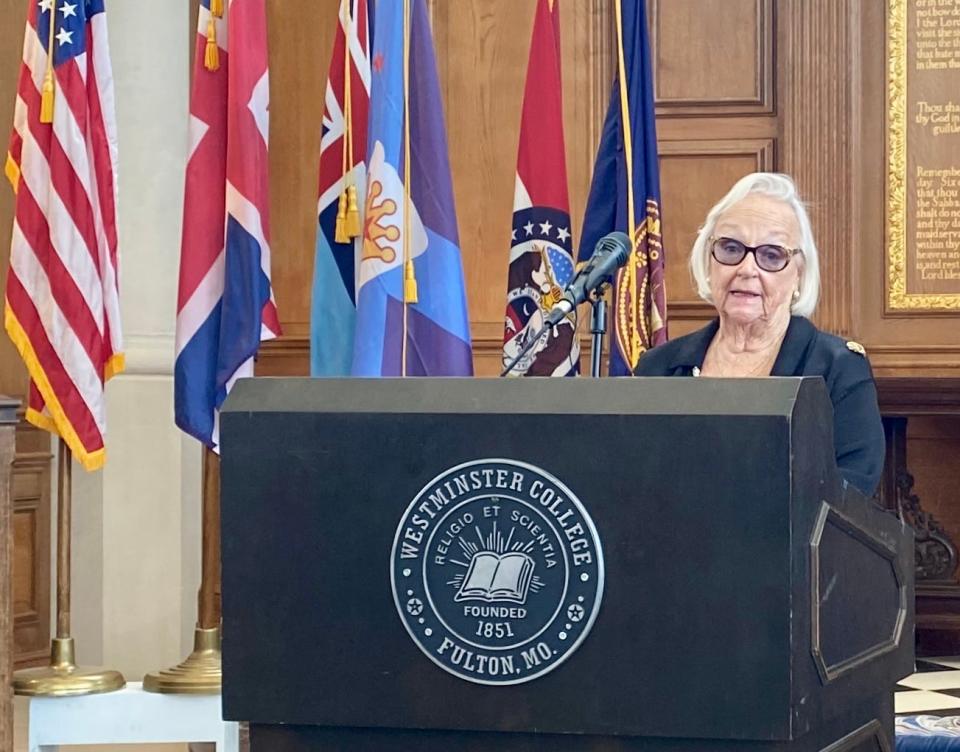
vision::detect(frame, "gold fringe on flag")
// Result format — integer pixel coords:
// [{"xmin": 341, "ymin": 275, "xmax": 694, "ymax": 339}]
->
[
  {"xmin": 204, "ymin": 18, "xmax": 220, "ymax": 71},
  {"xmin": 4, "ymin": 152, "xmax": 21, "ymax": 193}
]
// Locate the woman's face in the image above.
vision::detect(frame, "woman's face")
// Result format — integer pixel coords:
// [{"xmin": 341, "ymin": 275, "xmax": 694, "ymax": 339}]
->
[{"xmin": 708, "ymin": 194, "xmax": 803, "ymax": 327}]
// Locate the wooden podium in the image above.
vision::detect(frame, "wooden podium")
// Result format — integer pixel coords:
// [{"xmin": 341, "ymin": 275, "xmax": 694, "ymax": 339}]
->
[{"xmin": 220, "ymin": 378, "xmax": 913, "ymax": 751}]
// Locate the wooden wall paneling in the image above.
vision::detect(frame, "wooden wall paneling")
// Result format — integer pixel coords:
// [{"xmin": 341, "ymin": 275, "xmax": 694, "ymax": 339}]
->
[
  {"xmin": 256, "ymin": 0, "xmax": 338, "ymax": 376},
  {"xmin": 780, "ymin": 0, "xmax": 859, "ymax": 339},
  {"xmin": 658, "ymin": 139, "xmax": 775, "ymax": 336},
  {"xmin": 11, "ymin": 423, "xmax": 51, "ymax": 668},
  {"xmin": 650, "ymin": 0, "xmax": 779, "ymax": 339},
  {"xmin": 0, "ymin": 399, "xmax": 17, "ymax": 752},
  {"xmin": 650, "ymin": 0, "xmax": 774, "ymax": 116},
  {"xmin": 432, "ymin": 0, "xmax": 536, "ymax": 375},
  {"xmin": 905, "ymin": 416, "xmax": 960, "ymax": 557}
]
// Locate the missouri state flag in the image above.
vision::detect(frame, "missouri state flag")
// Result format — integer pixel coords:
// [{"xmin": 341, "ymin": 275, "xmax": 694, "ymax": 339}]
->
[
  {"xmin": 351, "ymin": 0, "xmax": 472, "ymax": 376},
  {"xmin": 174, "ymin": 0, "xmax": 280, "ymax": 449},
  {"xmin": 502, "ymin": 0, "xmax": 579, "ymax": 377},
  {"xmin": 579, "ymin": 0, "xmax": 667, "ymax": 375},
  {"xmin": 310, "ymin": 0, "xmax": 370, "ymax": 376}
]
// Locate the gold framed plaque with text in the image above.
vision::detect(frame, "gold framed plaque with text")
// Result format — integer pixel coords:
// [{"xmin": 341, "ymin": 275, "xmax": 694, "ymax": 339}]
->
[{"xmin": 888, "ymin": 0, "xmax": 960, "ymax": 311}]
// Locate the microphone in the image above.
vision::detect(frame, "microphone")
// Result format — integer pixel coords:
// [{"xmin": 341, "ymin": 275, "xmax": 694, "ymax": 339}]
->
[{"xmin": 544, "ymin": 231, "xmax": 632, "ymax": 327}]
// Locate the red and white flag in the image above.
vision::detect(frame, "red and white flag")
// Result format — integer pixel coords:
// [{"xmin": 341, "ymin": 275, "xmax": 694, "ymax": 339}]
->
[
  {"xmin": 5, "ymin": 0, "xmax": 122, "ymax": 470},
  {"xmin": 502, "ymin": 0, "xmax": 579, "ymax": 377},
  {"xmin": 174, "ymin": 0, "xmax": 280, "ymax": 451}
]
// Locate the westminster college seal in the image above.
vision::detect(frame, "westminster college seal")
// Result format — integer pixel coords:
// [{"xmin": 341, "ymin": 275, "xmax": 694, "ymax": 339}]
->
[{"xmin": 391, "ymin": 459, "xmax": 604, "ymax": 685}]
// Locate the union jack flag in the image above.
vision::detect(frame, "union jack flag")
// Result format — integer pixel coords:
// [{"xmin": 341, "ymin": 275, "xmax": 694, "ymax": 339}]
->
[
  {"xmin": 175, "ymin": 0, "xmax": 280, "ymax": 450},
  {"xmin": 5, "ymin": 0, "xmax": 122, "ymax": 471}
]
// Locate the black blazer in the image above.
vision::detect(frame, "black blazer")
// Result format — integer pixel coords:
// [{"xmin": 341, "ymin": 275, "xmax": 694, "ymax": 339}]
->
[{"xmin": 634, "ymin": 316, "xmax": 885, "ymax": 497}]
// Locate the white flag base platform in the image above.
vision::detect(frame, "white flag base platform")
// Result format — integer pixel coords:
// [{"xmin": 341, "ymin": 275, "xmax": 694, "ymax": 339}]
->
[{"xmin": 17, "ymin": 681, "xmax": 239, "ymax": 751}]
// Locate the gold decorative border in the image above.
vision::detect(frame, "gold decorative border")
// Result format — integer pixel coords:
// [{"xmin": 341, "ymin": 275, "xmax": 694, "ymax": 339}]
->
[{"xmin": 887, "ymin": 0, "xmax": 960, "ymax": 311}]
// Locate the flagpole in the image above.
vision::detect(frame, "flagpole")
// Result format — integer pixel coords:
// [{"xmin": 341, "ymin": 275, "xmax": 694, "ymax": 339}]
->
[
  {"xmin": 143, "ymin": 446, "xmax": 222, "ymax": 693},
  {"xmin": 613, "ymin": 0, "xmax": 642, "ymax": 371},
  {"xmin": 400, "ymin": 0, "xmax": 417, "ymax": 376},
  {"xmin": 12, "ymin": 439, "xmax": 126, "ymax": 697}
]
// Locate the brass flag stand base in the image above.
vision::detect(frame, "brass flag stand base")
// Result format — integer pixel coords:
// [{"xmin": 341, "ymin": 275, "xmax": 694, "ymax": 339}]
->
[
  {"xmin": 144, "ymin": 449, "xmax": 223, "ymax": 694},
  {"xmin": 13, "ymin": 440, "xmax": 125, "ymax": 697},
  {"xmin": 12, "ymin": 637, "xmax": 125, "ymax": 697},
  {"xmin": 143, "ymin": 626, "xmax": 221, "ymax": 694}
]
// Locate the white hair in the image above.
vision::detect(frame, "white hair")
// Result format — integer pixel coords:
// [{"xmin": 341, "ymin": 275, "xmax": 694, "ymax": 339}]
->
[{"xmin": 688, "ymin": 172, "xmax": 820, "ymax": 318}]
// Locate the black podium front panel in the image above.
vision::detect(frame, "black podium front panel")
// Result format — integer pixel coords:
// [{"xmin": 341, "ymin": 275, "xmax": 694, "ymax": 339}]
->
[{"xmin": 220, "ymin": 377, "xmax": 912, "ymax": 749}]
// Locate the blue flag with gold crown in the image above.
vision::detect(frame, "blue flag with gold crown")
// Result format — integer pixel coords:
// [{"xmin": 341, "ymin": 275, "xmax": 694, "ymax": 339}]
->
[
  {"xmin": 351, "ymin": 0, "xmax": 473, "ymax": 376},
  {"xmin": 578, "ymin": 0, "xmax": 667, "ymax": 376}
]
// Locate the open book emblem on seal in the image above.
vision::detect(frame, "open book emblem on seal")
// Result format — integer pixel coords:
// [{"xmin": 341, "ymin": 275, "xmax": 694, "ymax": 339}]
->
[
  {"xmin": 391, "ymin": 459, "xmax": 604, "ymax": 685},
  {"xmin": 455, "ymin": 550, "xmax": 536, "ymax": 605}
]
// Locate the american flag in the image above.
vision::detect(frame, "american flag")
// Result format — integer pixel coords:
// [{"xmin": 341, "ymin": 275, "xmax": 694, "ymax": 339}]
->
[
  {"xmin": 4, "ymin": 0, "xmax": 122, "ymax": 471},
  {"xmin": 174, "ymin": 0, "xmax": 280, "ymax": 450}
]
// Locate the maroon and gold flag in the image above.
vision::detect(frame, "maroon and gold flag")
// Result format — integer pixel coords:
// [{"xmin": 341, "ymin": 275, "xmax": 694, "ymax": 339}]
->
[{"xmin": 502, "ymin": 0, "xmax": 579, "ymax": 377}]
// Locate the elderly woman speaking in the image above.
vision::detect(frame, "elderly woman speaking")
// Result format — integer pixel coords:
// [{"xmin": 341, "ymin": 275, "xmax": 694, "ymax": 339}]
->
[{"xmin": 635, "ymin": 173, "xmax": 884, "ymax": 497}]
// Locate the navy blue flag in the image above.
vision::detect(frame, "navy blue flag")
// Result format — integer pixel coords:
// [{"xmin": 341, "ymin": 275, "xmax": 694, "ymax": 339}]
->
[{"xmin": 579, "ymin": 0, "xmax": 667, "ymax": 376}]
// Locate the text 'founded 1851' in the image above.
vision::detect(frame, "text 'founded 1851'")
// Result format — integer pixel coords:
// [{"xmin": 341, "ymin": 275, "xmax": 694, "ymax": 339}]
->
[{"xmin": 390, "ymin": 459, "xmax": 604, "ymax": 685}]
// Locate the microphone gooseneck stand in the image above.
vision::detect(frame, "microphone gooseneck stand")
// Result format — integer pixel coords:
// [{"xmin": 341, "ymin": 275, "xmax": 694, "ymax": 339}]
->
[
  {"xmin": 500, "ymin": 282, "xmax": 611, "ymax": 378},
  {"xmin": 588, "ymin": 287, "xmax": 608, "ymax": 379}
]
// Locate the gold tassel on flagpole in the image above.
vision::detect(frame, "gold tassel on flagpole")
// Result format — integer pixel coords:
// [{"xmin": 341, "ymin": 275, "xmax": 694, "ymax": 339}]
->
[
  {"xmin": 210, "ymin": 0, "xmax": 224, "ymax": 18},
  {"xmin": 334, "ymin": 189, "xmax": 349, "ymax": 243},
  {"xmin": 204, "ymin": 18, "xmax": 220, "ymax": 72},
  {"xmin": 40, "ymin": 0, "xmax": 58, "ymax": 123},
  {"xmin": 40, "ymin": 69, "xmax": 55, "ymax": 124},
  {"xmin": 401, "ymin": 0, "xmax": 417, "ymax": 306},
  {"xmin": 345, "ymin": 184, "xmax": 361, "ymax": 237},
  {"xmin": 404, "ymin": 260, "xmax": 418, "ymax": 304},
  {"xmin": 340, "ymin": 0, "xmax": 362, "ymax": 241}
]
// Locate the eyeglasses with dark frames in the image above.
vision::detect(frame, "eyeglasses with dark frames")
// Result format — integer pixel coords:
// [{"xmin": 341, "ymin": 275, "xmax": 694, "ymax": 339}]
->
[{"xmin": 709, "ymin": 236, "xmax": 802, "ymax": 273}]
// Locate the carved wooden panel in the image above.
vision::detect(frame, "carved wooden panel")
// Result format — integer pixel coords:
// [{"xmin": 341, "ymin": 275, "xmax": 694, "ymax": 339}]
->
[
  {"xmin": 0, "ymin": 398, "xmax": 15, "ymax": 752},
  {"xmin": 11, "ymin": 424, "xmax": 51, "ymax": 668},
  {"xmin": 904, "ymin": 416, "xmax": 960, "ymax": 563},
  {"xmin": 658, "ymin": 139, "xmax": 775, "ymax": 336},
  {"xmin": 780, "ymin": 0, "xmax": 858, "ymax": 339},
  {"xmin": 650, "ymin": 0, "xmax": 774, "ymax": 115}
]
